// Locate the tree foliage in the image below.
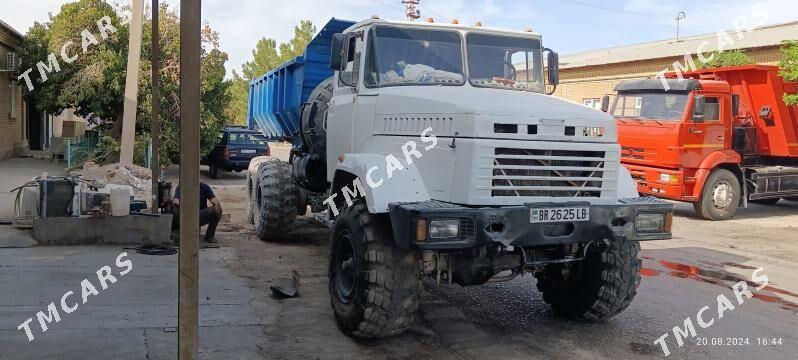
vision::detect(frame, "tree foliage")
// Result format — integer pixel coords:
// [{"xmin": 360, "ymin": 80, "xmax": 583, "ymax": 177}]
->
[
  {"xmin": 698, "ymin": 49, "xmax": 754, "ymax": 69},
  {"xmin": 780, "ymin": 40, "xmax": 798, "ymax": 106},
  {"xmin": 225, "ymin": 20, "xmax": 316, "ymax": 125},
  {"xmin": 18, "ymin": 0, "xmax": 231, "ymax": 165}
]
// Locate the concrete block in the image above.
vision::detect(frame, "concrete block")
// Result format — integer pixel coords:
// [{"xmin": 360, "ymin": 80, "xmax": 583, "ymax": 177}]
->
[{"xmin": 32, "ymin": 214, "xmax": 173, "ymax": 245}]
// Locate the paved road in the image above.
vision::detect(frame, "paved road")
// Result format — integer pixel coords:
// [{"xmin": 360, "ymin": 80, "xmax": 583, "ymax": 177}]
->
[{"xmin": 0, "ymin": 242, "xmax": 265, "ymax": 360}]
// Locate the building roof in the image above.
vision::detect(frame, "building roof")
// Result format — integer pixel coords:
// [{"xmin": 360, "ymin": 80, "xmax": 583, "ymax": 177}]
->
[
  {"xmin": 559, "ymin": 21, "xmax": 798, "ymax": 69},
  {"xmin": 0, "ymin": 18, "xmax": 23, "ymax": 39}
]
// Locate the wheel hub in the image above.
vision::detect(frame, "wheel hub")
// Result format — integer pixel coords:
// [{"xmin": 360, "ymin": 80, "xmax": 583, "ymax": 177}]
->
[
  {"xmin": 712, "ymin": 181, "xmax": 734, "ymax": 209},
  {"xmin": 334, "ymin": 231, "xmax": 356, "ymax": 303}
]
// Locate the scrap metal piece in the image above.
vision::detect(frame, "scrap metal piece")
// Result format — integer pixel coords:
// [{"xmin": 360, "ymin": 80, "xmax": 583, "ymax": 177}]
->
[{"xmin": 270, "ymin": 270, "xmax": 302, "ymax": 298}]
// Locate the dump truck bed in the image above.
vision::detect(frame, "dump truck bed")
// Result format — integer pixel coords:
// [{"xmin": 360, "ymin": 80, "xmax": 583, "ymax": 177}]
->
[{"xmin": 247, "ymin": 18, "xmax": 355, "ymax": 139}]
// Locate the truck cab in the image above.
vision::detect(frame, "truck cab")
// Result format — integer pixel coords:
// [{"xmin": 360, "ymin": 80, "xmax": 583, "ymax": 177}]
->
[{"xmin": 613, "ymin": 65, "xmax": 798, "ymax": 220}]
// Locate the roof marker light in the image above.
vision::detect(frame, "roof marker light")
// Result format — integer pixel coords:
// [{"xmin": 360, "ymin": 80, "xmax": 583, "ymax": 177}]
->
[
  {"xmin": 451, "ymin": 19, "xmax": 459, "ymax": 24},
  {"xmin": 426, "ymin": 17, "xmax": 434, "ymax": 23}
]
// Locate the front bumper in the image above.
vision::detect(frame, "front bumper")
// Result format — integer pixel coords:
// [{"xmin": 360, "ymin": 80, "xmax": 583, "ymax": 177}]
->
[{"xmin": 388, "ymin": 197, "xmax": 673, "ymax": 250}]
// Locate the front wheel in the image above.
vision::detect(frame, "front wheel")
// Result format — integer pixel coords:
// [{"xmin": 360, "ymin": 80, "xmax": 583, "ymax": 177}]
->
[
  {"xmin": 328, "ymin": 200, "xmax": 420, "ymax": 338},
  {"xmin": 694, "ymin": 169, "xmax": 741, "ymax": 220},
  {"xmin": 536, "ymin": 237, "xmax": 641, "ymax": 321}
]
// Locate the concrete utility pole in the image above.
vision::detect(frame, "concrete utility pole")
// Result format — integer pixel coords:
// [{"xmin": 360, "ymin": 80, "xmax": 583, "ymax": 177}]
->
[
  {"xmin": 120, "ymin": 0, "xmax": 144, "ymax": 166},
  {"xmin": 150, "ymin": 0, "xmax": 160, "ymax": 214},
  {"xmin": 179, "ymin": 0, "xmax": 201, "ymax": 358}
]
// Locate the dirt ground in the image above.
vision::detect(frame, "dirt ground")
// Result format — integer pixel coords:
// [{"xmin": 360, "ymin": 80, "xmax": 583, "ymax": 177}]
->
[{"xmin": 207, "ymin": 171, "xmax": 798, "ymax": 360}]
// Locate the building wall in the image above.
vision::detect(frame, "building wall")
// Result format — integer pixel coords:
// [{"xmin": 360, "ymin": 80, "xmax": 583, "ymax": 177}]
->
[
  {"xmin": 554, "ymin": 46, "xmax": 783, "ymax": 108},
  {"xmin": 0, "ymin": 29, "xmax": 25, "ymax": 160}
]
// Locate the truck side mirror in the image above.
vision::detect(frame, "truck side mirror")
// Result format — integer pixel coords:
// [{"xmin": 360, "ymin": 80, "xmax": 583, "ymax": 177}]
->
[
  {"xmin": 330, "ymin": 33, "xmax": 346, "ymax": 71},
  {"xmin": 692, "ymin": 95, "xmax": 705, "ymax": 122},
  {"xmin": 546, "ymin": 49, "xmax": 559, "ymax": 86},
  {"xmin": 601, "ymin": 95, "xmax": 610, "ymax": 113}
]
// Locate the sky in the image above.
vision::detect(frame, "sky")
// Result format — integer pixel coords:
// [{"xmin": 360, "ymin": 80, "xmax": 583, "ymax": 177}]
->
[{"xmin": 3, "ymin": 0, "xmax": 798, "ymax": 78}]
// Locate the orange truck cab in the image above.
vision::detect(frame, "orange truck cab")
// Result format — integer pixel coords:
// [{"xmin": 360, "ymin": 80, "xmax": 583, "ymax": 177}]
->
[{"xmin": 609, "ymin": 65, "xmax": 798, "ymax": 220}]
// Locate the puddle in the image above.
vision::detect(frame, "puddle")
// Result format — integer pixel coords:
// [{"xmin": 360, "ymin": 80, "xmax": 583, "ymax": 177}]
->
[{"xmin": 640, "ymin": 257, "xmax": 798, "ymax": 311}]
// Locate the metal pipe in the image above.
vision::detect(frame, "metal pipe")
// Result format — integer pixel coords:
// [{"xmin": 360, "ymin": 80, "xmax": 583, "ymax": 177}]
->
[
  {"xmin": 151, "ymin": 0, "xmax": 160, "ymax": 214},
  {"xmin": 179, "ymin": 0, "xmax": 201, "ymax": 358}
]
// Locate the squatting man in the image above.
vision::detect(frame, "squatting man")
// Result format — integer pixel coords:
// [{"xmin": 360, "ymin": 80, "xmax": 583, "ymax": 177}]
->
[{"xmin": 170, "ymin": 181, "xmax": 223, "ymax": 243}]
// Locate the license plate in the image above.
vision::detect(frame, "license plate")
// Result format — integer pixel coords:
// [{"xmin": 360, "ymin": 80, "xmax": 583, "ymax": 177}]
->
[
  {"xmin": 241, "ymin": 149, "xmax": 256, "ymax": 154},
  {"xmin": 530, "ymin": 207, "xmax": 589, "ymax": 223}
]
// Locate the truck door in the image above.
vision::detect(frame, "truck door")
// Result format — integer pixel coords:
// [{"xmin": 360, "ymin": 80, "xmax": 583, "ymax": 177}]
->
[
  {"xmin": 682, "ymin": 94, "xmax": 726, "ymax": 165},
  {"xmin": 327, "ymin": 32, "xmax": 363, "ymax": 180}
]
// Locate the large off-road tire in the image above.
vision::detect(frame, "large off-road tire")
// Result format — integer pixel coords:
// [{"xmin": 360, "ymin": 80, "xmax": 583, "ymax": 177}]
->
[
  {"xmin": 253, "ymin": 160, "xmax": 297, "ymax": 240},
  {"xmin": 536, "ymin": 237, "xmax": 641, "ymax": 321},
  {"xmin": 328, "ymin": 200, "xmax": 420, "ymax": 338},
  {"xmin": 694, "ymin": 169, "xmax": 740, "ymax": 221},
  {"xmin": 245, "ymin": 172, "xmax": 255, "ymax": 224}
]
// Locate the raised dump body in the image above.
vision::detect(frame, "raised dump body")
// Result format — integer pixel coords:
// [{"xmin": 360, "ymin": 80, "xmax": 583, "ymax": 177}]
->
[{"xmin": 247, "ymin": 19, "xmax": 355, "ymax": 138}]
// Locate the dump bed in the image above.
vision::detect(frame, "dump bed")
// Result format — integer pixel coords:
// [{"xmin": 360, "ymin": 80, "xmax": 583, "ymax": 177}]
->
[
  {"xmin": 248, "ymin": 18, "xmax": 355, "ymax": 138},
  {"xmin": 665, "ymin": 65, "xmax": 798, "ymax": 158}
]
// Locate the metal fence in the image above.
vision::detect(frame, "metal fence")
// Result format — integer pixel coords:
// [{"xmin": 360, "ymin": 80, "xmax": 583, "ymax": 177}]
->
[{"xmin": 66, "ymin": 136, "xmax": 98, "ymax": 168}]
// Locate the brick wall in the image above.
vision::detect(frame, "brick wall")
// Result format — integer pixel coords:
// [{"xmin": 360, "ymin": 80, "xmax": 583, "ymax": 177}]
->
[
  {"xmin": 554, "ymin": 46, "xmax": 782, "ymax": 106},
  {"xmin": 0, "ymin": 27, "xmax": 24, "ymax": 160}
]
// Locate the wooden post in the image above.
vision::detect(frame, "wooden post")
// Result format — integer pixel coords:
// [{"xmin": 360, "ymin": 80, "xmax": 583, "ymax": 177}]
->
[
  {"xmin": 179, "ymin": 0, "xmax": 201, "ymax": 358},
  {"xmin": 119, "ymin": 0, "xmax": 144, "ymax": 166},
  {"xmin": 150, "ymin": 0, "xmax": 160, "ymax": 214}
]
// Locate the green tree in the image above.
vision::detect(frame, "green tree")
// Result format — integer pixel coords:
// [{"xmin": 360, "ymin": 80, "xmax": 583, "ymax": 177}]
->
[
  {"xmin": 18, "ymin": 0, "xmax": 231, "ymax": 165},
  {"xmin": 225, "ymin": 20, "xmax": 316, "ymax": 125},
  {"xmin": 780, "ymin": 40, "xmax": 798, "ymax": 106},
  {"xmin": 698, "ymin": 49, "xmax": 754, "ymax": 69}
]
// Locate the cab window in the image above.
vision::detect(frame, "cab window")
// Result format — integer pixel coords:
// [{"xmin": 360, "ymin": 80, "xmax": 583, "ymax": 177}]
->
[
  {"xmin": 702, "ymin": 97, "xmax": 720, "ymax": 121},
  {"xmin": 339, "ymin": 35, "xmax": 360, "ymax": 88}
]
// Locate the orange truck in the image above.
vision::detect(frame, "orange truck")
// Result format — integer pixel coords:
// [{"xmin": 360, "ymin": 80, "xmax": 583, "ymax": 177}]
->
[{"xmin": 606, "ymin": 65, "xmax": 798, "ymax": 220}]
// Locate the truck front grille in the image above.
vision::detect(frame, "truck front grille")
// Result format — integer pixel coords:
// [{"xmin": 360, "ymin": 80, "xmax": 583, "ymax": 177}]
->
[{"xmin": 491, "ymin": 148, "xmax": 606, "ymax": 198}]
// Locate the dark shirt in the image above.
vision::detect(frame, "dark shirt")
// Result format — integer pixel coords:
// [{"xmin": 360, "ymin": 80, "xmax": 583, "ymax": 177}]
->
[{"xmin": 174, "ymin": 183, "xmax": 216, "ymax": 210}]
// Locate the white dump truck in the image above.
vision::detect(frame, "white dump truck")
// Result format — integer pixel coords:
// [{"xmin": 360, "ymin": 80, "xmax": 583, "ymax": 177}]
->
[{"xmin": 247, "ymin": 17, "xmax": 674, "ymax": 338}]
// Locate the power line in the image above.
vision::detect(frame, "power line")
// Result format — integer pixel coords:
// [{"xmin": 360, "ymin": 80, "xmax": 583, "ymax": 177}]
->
[
  {"xmin": 558, "ymin": 0, "xmax": 669, "ymax": 17},
  {"xmin": 418, "ymin": 3, "xmax": 450, "ymax": 22}
]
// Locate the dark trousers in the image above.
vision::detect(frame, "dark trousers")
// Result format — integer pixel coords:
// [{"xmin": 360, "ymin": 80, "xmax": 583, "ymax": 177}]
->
[{"xmin": 171, "ymin": 206, "xmax": 220, "ymax": 241}]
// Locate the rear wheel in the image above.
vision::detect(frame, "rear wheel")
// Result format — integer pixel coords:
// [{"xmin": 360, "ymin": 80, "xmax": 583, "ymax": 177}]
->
[
  {"xmin": 536, "ymin": 237, "xmax": 641, "ymax": 321},
  {"xmin": 328, "ymin": 200, "xmax": 420, "ymax": 338},
  {"xmin": 208, "ymin": 162, "xmax": 220, "ymax": 179},
  {"xmin": 253, "ymin": 160, "xmax": 297, "ymax": 241},
  {"xmin": 694, "ymin": 169, "xmax": 740, "ymax": 221}
]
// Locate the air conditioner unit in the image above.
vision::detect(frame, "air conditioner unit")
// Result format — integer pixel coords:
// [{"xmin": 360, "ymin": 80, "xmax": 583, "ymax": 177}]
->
[{"xmin": 6, "ymin": 52, "xmax": 19, "ymax": 71}]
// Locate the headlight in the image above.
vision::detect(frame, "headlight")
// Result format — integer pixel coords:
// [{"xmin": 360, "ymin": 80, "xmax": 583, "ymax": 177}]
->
[
  {"xmin": 429, "ymin": 219, "xmax": 459, "ymax": 239},
  {"xmin": 659, "ymin": 173, "xmax": 678, "ymax": 183},
  {"xmin": 635, "ymin": 213, "xmax": 666, "ymax": 234},
  {"xmin": 583, "ymin": 127, "xmax": 605, "ymax": 137}
]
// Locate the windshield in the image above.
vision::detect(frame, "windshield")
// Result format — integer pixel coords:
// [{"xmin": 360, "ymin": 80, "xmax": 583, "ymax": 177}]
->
[
  {"xmin": 612, "ymin": 93, "xmax": 689, "ymax": 121},
  {"xmin": 229, "ymin": 132, "xmax": 267, "ymax": 146},
  {"xmin": 365, "ymin": 26, "xmax": 464, "ymax": 87},
  {"xmin": 467, "ymin": 33, "xmax": 544, "ymax": 93}
]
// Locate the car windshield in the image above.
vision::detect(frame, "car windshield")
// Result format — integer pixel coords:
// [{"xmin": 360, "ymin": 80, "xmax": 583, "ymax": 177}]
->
[
  {"xmin": 366, "ymin": 26, "xmax": 465, "ymax": 87},
  {"xmin": 229, "ymin": 132, "xmax": 267, "ymax": 146},
  {"xmin": 612, "ymin": 93, "xmax": 689, "ymax": 121},
  {"xmin": 467, "ymin": 33, "xmax": 544, "ymax": 93}
]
